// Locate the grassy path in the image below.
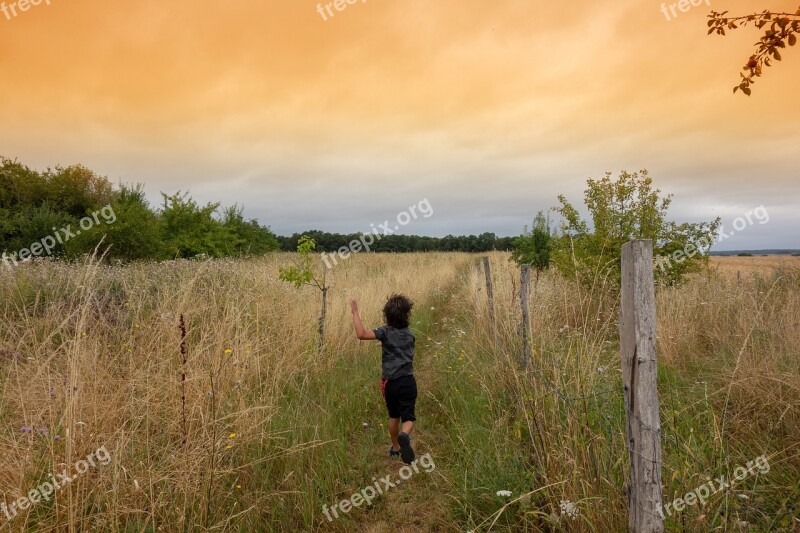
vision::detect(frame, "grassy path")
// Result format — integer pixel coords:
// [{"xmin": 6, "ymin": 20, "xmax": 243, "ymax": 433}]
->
[
  {"xmin": 353, "ymin": 281, "xmax": 462, "ymax": 532},
  {"xmin": 267, "ymin": 260, "xmax": 530, "ymax": 531},
  {"xmin": 344, "ymin": 262, "xmax": 527, "ymax": 532}
]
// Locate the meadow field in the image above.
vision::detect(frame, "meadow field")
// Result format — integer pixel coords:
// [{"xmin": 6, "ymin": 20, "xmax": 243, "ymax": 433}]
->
[{"xmin": 0, "ymin": 253, "xmax": 798, "ymax": 532}]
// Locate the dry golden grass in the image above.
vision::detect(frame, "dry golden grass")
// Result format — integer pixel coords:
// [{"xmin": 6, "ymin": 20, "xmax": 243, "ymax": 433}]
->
[
  {"xmin": 0, "ymin": 251, "xmax": 797, "ymax": 531},
  {"xmin": 456, "ymin": 252, "xmax": 799, "ymax": 531},
  {"xmin": 710, "ymin": 254, "xmax": 800, "ymax": 282},
  {"xmin": 0, "ymin": 253, "xmax": 462, "ymax": 531}
]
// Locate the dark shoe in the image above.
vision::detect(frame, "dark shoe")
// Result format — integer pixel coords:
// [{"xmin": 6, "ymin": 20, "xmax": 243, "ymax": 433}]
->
[
  {"xmin": 398, "ymin": 432, "xmax": 415, "ymax": 464},
  {"xmin": 389, "ymin": 447, "xmax": 401, "ymax": 458}
]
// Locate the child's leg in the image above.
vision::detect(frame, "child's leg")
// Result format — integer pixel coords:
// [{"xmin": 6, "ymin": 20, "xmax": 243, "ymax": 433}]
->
[
  {"xmin": 383, "ymin": 378, "xmax": 402, "ymax": 452},
  {"xmin": 397, "ymin": 376, "xmax": 418, "ymax": 464},
  {"xmin": 399, "ymin": 375, "xmax": 418, "ymax": 433},
  {"xmin": 388, "ymin": 418, "xmax": 401, "ymax": 451}
]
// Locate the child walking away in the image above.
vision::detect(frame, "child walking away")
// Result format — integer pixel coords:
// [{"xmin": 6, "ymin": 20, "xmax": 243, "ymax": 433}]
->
[{"xmin": 349, "ymin": 295, "xmax": 417, "ymax": 464}]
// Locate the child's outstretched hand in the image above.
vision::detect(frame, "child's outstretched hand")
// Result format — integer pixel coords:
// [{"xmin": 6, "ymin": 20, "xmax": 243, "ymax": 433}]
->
[{"xmin": 349, "ymin": 298, "xmax": 379, "ymax": 342}]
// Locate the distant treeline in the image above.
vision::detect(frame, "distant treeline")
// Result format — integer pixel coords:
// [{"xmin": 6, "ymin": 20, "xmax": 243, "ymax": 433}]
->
[
  {"xmin": 709, "ymin": 250, "xmax": 800, "ymax": 256},
  {"xmin": 276, "ymin": 231, "xmax": 514, "ymax": 253},
  {"xmin": 1, "ymin": 158, "xmax": 515, "ymax": 263}
]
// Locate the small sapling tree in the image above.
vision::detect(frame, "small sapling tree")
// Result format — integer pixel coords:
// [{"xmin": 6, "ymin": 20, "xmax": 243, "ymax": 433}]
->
[
  {"xmin": 278, "ymin": 235, "xmax": 330, "ymax": 356},
  {"xmin": 511, "ymin": 210, "xmax": 552, "ymax": 285}
]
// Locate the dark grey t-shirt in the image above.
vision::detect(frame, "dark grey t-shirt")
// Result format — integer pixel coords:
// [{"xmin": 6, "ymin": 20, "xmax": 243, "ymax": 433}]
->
[{"xmin": 373, "ymin": 326, "xmax": 415, "ymax": 380}]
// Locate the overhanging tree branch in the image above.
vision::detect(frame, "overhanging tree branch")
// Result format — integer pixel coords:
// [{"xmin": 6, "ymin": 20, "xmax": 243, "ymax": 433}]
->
[{"xmin": 708, "ymin": 7, "xmax": 800, "ymax": 95}]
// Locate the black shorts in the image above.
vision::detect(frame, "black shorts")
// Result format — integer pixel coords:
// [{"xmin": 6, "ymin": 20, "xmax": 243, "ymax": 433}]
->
[{"xmin": 382, "ymin": 375, "xmax": 417, "ymax": 422}]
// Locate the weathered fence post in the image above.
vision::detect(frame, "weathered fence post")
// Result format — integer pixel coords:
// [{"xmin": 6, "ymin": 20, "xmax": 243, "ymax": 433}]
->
[
  {"xmin": 737, "ymin": 270, "xmax": 741, "ymax": 287},
  {"xmin": 482, "ymin": 256, "xmax": 495, "ymax": 325},
  {"xmin": 179, "ymin": 314, "xmax": 188, "ymax": 447},
  {"xmin": 520, "ymin": 264, "xmax": 531, "ymax": 368},
  {"xmin": 620, "ymin": 239, "xmax": 664, "ymax": 532},
  {"xmin": 318, "ymin": 286, "xmax": 328, "ymax": 357}
]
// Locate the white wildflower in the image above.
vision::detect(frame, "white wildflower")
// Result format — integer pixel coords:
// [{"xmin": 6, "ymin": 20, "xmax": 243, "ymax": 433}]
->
[
  {"xmin": 496, "ymin": 490, "xmax": 512, "ymax": 497},
  {"xmin": 560, "ymin": 500, "xmax": 579, "ymax": 521}
]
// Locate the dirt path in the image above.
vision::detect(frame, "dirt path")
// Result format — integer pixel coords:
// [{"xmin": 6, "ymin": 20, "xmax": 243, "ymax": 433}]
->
[{"xmin": 353, "ymin": 273, "xmax": 469, "ymax": 532}]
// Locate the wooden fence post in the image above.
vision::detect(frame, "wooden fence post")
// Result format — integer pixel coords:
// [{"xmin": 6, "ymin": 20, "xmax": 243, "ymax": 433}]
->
[
  {"xmin": 318, "ymin": 287, "xmax": 328, "ymax": 357},
  {"xmin": 620, "ymin": 239, "xmax": 664, "ymax": 532},
  {"xmin": 520, "ymin": 264, "xmax": 531, "ymax": 368},
  {"xmin": 482, "ymin": 256, "xmax": 495, "ymax": 326}
]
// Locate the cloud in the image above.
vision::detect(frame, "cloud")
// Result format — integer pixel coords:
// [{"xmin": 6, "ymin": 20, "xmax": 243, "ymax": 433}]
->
[{"xmin": 0, "ymin": 0, "xmax": 797, "ymax": 246}]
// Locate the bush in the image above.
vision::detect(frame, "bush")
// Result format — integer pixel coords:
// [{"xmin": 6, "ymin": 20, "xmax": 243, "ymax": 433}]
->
[{"xmin": 551, "ymin": 170, "xmax": 720, "ymax": 287}]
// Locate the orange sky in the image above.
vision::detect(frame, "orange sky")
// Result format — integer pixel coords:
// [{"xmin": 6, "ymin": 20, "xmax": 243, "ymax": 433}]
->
[{"xmin": 0, "ymin": 0, "xmax": 798, "ymax": 247}]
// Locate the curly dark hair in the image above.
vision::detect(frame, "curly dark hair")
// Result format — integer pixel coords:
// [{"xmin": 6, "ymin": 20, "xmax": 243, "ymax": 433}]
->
[{"xmin": 383, "ymin": 294, "xmax": 413, "ymax": 329}]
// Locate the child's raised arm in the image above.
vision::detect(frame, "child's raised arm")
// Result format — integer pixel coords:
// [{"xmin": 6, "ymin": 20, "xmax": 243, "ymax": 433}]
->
[{"xmin": 349, "ymin": 299, "xmax": 377, "ymax": 340}]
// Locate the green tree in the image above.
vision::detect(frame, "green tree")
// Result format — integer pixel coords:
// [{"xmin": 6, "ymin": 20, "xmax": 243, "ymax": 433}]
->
[
  {"xmin": 66, "ymin": 184, "xmax": 166, "ymax": 261},
  {"xmin": 0, "ymin": 158, "xmax": 49, "ymax": 210},
  {"xmin": 160, "ymin": 192, "xmax": 231, "ymax": 259},
  {"xmin": 5, "ymin": 205, "xmax": 76, "ymax": 257},
  {"xmin": 43, "ymin": 164, "xmax": 115, "ymax": 217},
  {"xmin": 551, "ymin": 170, "xmax": 720, "ymax": 287},
  {"xmin": 0, "ymin": 208, "xmax": 13, "ymax": 244},
  {"xmin": 477, "ymin": 232, "xmax": 497, "ymax": 252},
  {"xmin": 511, "ymin": 211, "xmax": 552, "ymax": 281},
  {"xmin": 221, "ymin": 205, "xmax": 280, "ymax": 256}
]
